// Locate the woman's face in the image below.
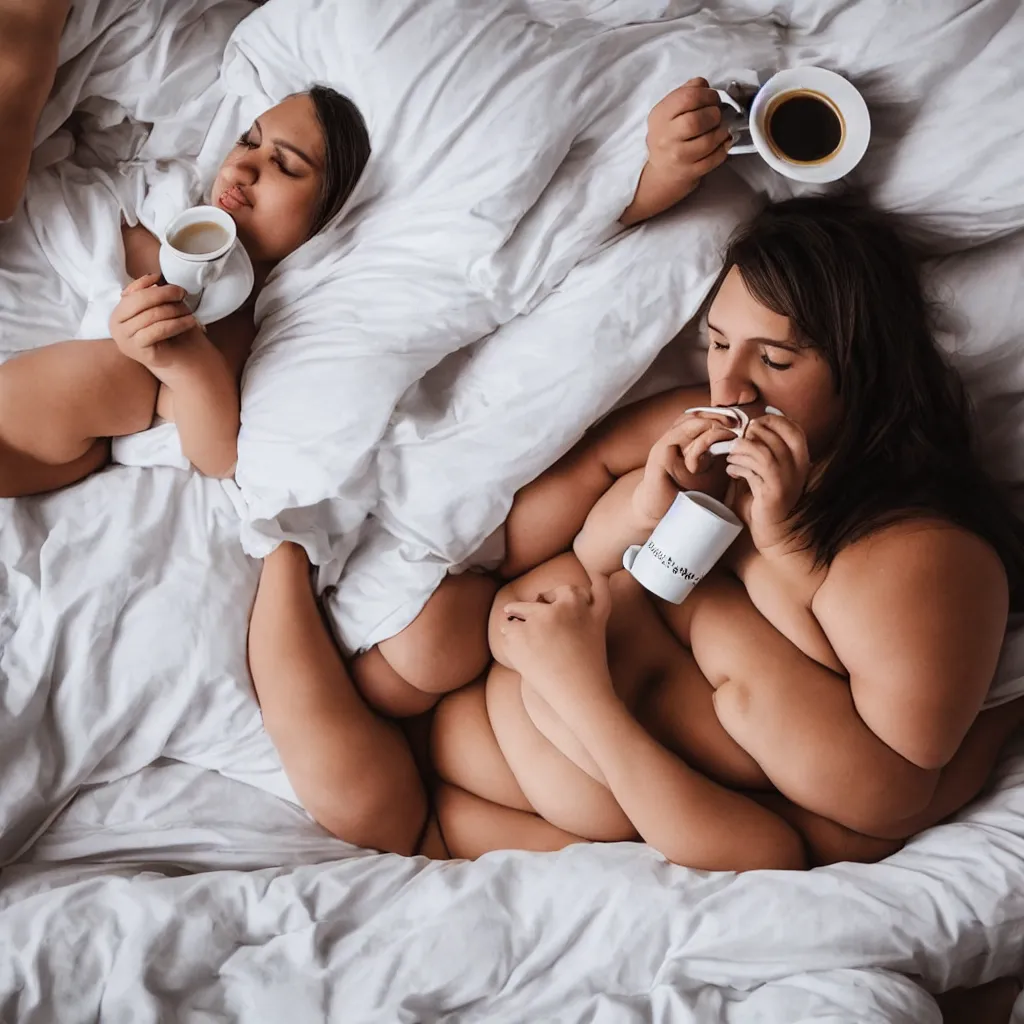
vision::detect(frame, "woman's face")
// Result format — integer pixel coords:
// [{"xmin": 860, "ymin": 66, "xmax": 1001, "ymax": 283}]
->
[
  {"xmin": 705, "ymin": 266, "xmax": 842, "ymax": 458},
  {"xmin": 210, "ymin": 94, "xmax": 325, "ymax": 265}
]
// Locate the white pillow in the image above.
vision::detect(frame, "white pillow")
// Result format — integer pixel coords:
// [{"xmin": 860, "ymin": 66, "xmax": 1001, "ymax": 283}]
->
[{"xmin": 218, "ymin": 1, "xmax": 781, "ymax": 596}]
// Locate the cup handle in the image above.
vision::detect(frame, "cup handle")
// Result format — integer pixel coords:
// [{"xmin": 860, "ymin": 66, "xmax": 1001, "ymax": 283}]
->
[
  {"xmin": 715, "ymin": 88, "xmax": 759, "ymax": 155},
  {"xmin": 622, "ymin": 544, "xmax": 641, "ymax": 571}
]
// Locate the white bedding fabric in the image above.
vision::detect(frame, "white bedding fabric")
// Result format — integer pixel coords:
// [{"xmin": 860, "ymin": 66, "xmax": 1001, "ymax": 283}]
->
[{"xmin": 4, "ymin": 0, "xmax": 1024, "ymax": 1020}]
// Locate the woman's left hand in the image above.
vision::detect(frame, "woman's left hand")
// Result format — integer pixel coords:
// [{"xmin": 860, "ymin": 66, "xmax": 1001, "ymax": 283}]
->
[
  {"xmin": 725, "ymin": 414, "xmax": 811, "ymax": 552},
  {"xmin": 500, "ymin": 576, "xmax": 614, "ymax": 715}
]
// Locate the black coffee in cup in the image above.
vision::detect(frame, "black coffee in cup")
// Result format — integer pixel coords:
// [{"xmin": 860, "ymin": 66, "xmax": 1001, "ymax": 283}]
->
[{"xmin": 766, "ymin": 89, "xmax": 844, "ymax": 164}]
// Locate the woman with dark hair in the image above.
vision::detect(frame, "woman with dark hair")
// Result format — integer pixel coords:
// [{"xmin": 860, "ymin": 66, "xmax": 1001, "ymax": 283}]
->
[
  {"xmin": 430, "ymin": 195, "xmax": 1024, "ymax": 870},
  {"xmin": 0, "ymin": 86, "xmax": 370, "ymax": 495}
]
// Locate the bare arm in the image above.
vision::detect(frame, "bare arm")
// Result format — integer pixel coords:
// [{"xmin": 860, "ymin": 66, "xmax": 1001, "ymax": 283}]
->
[
  {"xmin": 500, "ymin": 579, "xmax": 804, "ymax": 870},
  {"xmin": 0, "ymin": 0, "xmax": 69, "ymax": 220},
  {"xmin": 501, "ymin": 385, "xmax": 709, "ymax": 577},
  {"xmin": 688, "ymin": 523, "xmax": 1008, "ymax": 836},
  {"xmin": 156, "ymin": 330, "xmax": 240, "ymax": 477},
  {"xmin": 619, "ymin": 79, "xmax": 731, "ymax": 227}
]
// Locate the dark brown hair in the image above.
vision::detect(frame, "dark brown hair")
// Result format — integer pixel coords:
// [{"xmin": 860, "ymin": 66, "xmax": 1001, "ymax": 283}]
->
[
  {"xmin": 307, "ymin": 84, "xmax": 371, "ymax": 236},
  {"xmin": 704, "ymin": 195, "xmax": 1024, "ymax": 597}
]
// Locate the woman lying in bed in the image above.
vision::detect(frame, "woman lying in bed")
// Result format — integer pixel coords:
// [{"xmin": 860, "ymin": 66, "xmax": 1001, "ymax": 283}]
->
[
  {"xmin": 0, "ymin": 86, "xmax": 369, "ymax": 496},
  {"xmin": 424, "ymin": 196, "xmax": 1024, "ymax": 869},
  {"xmin": 252, "ymin": 194, "xmax": 1024, "ymax": 868}
]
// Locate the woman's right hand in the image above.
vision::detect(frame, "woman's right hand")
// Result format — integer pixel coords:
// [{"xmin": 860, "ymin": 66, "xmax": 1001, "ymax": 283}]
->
[
  {"xmin": 109, "ymin": 274, "xmax": 199, "ymax": 370},
  {"xmin": 632, "ymin": 411, "xmax": 735, "ymax": 524}
]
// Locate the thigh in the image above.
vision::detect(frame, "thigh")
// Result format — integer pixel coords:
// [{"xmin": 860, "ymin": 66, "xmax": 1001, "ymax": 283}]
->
[
  {"xmin": 435, "ymin": 782, "xmax": 585, "ymax": 860},
  {"xmin": 0, "ymin": 337, "xmax": 157, "ymax": 453},
  {"xmin": 0, "ymin": 436, "xmax": 109, "ymax": 497},
  {"xmin": 351, "ymin": 646, "xmax": 444, "ymax": 718},
  {"xmin": 432, "ymin": 679, "xmax": 535, "ymax": 813},
  {"xmin": 752, "ymin": 792, "xmax": 903, "ymax": 866},
  {"xmin": 378, "ymin": 571, "xmax": 498, "ymax": 695}
]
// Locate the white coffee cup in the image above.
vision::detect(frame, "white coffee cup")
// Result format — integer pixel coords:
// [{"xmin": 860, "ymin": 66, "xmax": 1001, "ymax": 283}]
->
[
  {"xmin": 717, "ymin": 66, "xmax": 870, "ymax": 184},
  {"xmin": 159, "ymin": 205, "xmax": 237, "ymax": 308},
  {"xmin": 622, "ymin": 491, "xmax": 743, "ymax": 604}
]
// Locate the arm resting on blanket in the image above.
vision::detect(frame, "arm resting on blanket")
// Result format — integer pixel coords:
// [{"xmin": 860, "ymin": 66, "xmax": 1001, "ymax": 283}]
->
[{"xmin": 0, "ymin": 0, "xmax": 69, "ymax": 219}]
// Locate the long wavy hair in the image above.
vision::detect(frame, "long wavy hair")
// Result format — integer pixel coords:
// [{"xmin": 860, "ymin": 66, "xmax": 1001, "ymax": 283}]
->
[{"xmin": 703, "ymin": 195, "xmax": 1024, "ymax": 602}]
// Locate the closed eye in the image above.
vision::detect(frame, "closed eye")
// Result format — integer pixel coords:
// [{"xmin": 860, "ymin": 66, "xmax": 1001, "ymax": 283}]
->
[
  {"xmin": 236, "ymin": 131, "xmax": 258, "ymax": 149},
  {"xmin": 272, "ymin": 150, "xmax": 300, "ymax": 178},
  {"xmin": 761, "ymin": 352, "xmax": 792, "ymax": 371}
]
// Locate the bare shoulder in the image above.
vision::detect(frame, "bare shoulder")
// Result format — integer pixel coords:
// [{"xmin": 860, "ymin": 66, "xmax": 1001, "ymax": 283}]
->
[
  {"xmin": 820, "ymin": 518, "xmax": 1008, "ymax": 609},
  {"xmin": 815, "ymin": 518, "xmax": 1009, "ymax": 768},
  {"xmin": 591, "ymin": 384, "xmax": 710, "ymax": 476}
]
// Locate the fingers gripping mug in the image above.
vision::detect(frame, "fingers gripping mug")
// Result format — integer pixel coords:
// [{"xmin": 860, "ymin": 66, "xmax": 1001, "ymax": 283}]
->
[
  {"xmin": 716, "ymin": 66, "xmax": 870, "ymax": 184},
  {"xmin": 623, "ymin": 491, "xmax": 743, "ymax": 604}
]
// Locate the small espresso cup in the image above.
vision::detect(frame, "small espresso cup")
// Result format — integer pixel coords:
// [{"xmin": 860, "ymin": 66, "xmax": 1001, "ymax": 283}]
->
[
  {"xmin": 158, "ymin": 205, "xmax": 237, "ymax": 307},
  {"xmin": 622, "ymin": 491, "xmax": 743, "ymax": 604},
  {"xmin": 717, "ymin": 66, "xmax": 870, "ymax": 184}
]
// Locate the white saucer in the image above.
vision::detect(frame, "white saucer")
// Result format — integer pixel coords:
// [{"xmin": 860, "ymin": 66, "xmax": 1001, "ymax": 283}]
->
[
  {"xmin": 194, "ymin": 243, "xmax": 255, "ymax": 325},
  {"xmin": 749, "ymin": 67, "xmax": 871, "ymax": 185}
]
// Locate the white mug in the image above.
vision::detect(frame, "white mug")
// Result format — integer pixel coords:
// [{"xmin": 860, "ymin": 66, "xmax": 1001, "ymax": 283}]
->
[
  {"xmin": 622, "ymin": 491, "xmax": 743, "ymax": 604},
  {"xmin": 717, "ymin": 66, "xmax": 870, "ymax": 183},
  {"xmin": 159, "ymin": 205, "xmax": 237, "ymax": 309}
]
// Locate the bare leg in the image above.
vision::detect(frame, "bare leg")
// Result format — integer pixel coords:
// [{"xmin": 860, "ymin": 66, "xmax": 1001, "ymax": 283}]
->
[
  {"xmin": 0, "ymin": 338, "xmax": 158, "ymax": 496},
  {"xmin": 248, "ymin": 541, "xmax": 427, "ymax": 855},
  {"xmin": 435, "ymin": 783, "xmax": 585, "ymax": 859},
  {"xmin": 351, "ymin": 572, "xmax": 497, "ymax": 717}
]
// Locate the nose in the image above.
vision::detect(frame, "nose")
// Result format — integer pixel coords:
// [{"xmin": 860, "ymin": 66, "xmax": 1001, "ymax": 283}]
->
[
  {"xmin": 228, "ymin": 155, "xmax": 259, "ymax": 186},
  {"xmin": 710, "ymin": 351, "xmax": 759, "ymax": 407}
]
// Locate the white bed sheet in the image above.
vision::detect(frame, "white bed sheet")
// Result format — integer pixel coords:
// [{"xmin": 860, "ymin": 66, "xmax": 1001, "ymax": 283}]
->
[
  {"xmin": 6, "ymin": 741, "xmax": 1024, "ymax": 1021},
  {"xmin": 3, "ymin": 0, "xmax": 1024, "ymax": 1020}
]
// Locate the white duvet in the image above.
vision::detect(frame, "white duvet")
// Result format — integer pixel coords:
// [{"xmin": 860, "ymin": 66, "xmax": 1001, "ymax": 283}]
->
[{"xmin": 3, "ymin": 0, "xmax": 1024, "ymax": 1020}]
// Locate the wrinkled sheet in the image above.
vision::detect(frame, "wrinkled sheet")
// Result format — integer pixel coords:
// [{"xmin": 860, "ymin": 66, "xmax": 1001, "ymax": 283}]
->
[{"xmin": 3, "ymin": 0, "xmax": 1024, "ymax": 1021}]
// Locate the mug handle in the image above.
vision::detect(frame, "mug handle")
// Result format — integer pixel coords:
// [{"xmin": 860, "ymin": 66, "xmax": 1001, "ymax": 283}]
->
[
  {"xmin": 715, "ymin": 89, "xmax": 758, "ymax": 155},
  {"xmin": 622, "ymin": 544, "xmax": 641, "ymax": 571}
]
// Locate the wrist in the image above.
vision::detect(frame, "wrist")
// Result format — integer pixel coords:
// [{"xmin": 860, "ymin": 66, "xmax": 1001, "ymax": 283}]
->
[
  {"xmin": 154, "ymin": 329, "xmax": 220, "ymax": 386},
  {"xmin": 631, "ymin": 486, "xmax": 669, "ymax": 533}
]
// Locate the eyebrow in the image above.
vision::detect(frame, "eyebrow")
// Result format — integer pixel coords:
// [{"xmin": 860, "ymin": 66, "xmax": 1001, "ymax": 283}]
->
[
  {"xmin": 252, "ymin": 118, "xmax": 318, "ymax": 168},
  {"xmin": 706, "ymin": 321, "xmax": 800, "ymax": 352}
]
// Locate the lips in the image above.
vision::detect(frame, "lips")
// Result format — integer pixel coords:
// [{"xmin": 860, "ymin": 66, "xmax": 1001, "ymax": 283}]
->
[{"xmin": 217, "ymin": 186, "xmax": 250, "ymax": 212}]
